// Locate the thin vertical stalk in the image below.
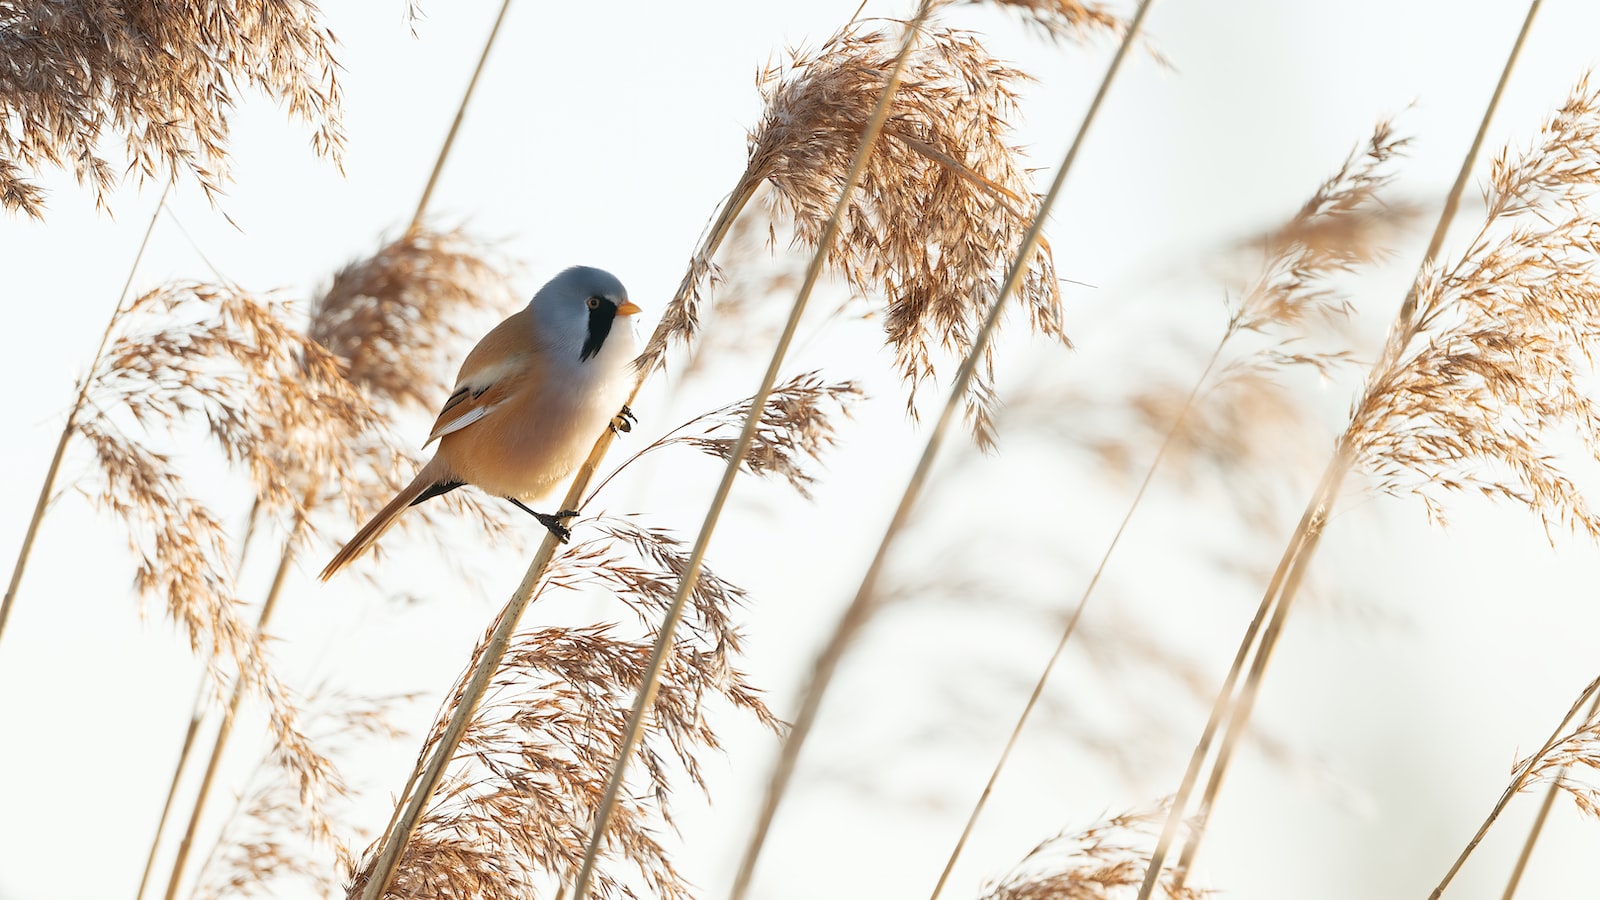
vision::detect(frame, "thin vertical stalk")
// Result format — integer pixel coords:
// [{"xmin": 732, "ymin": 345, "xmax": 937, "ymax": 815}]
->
[
  {"xmin": 135, "ymin": 682, "xmax": 209, "ymax": 900},
  {"xmin": 1431, "ymin": 676, "xmax": 1600, "ymax": 898},
  {"xmin": 0, "ymin": 182, "xmax": 169, "ymax": 651},
  {"xmin": 135, "ymin": 501, "xmax": 264, "ymax": 900},
  {"xmin": 161, "ymin": 523, "xmax": 302, "ymax": 900},
  {"xmin": 409, "ymin": 0, "xmax": 514, "ymax": 233},
  {"xmin": 731, "ymin": 4, "xmax": 1155, "ymax": 898},
  {"xmin": 1139, "ymin": 4, "xmax": 1541, "ymax": 894},
  {"xmin": 573, "ymin": 6, "xmax": 940, "ymax": 899},
  {"xmin": 928, "ymin": 334, "xmax": 1221, "ymax": 900},
  {"xmin": 1500, "ymin": 686, "xmax": 1600, "ymax": 899},
  {"xmin": 356, "ymin": 160, "xmax": 761, "ymax": 900}
]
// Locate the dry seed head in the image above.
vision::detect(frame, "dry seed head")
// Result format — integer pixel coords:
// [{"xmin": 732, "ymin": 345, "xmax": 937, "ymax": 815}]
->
[
  {"xmin": 348, "ymin": 521, "xmax": 773, "ymax": 900},
  {"xmin": 958, "ymin": 0, "xmax": 1125, "ymax": 43},
  {"xmin": 645, "ymin": 20, "xmax": 1081, "ymax": 449},
  {"xmin": 604, "ymin": 372, "xmax": 862, "ymax": 501},
  {"xmin": 751, "ymin": 23, "xmax": 1066, "ymax": 447},
  {"xmin": 193, "ymin": 690, "xmax": 414, "ymax": 900},
  {"xmin": 310, "ymin": 227, "xmax": 516, "ymax": 415},
  {"xmin": 1349, "ymin": 77, "xmax": 1600, "ymax": 538},
  {"xmin": 0, "ymin": 0, "xmax": 343, "ymax": 217},
  {"xmin": 979, "ymin": 808, "xmax": 1210, "ymax": 900},
  {"xmin": 89, "ymin": 281, "xmax": 382, "ymax": 532}
]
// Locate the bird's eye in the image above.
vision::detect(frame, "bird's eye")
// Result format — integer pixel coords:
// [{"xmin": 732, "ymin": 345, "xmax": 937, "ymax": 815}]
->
[{"xmin": 586, "ymin": 296, "xmax": 602, "ymax": 310}]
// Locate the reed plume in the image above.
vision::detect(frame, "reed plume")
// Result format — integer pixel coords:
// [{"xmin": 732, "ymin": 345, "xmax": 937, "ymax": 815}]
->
[
  {"xmin": 0, "ymin": 0, "xmax": 343, "ymax": 217},
  {"xmin": 190, "ymin": 691, "xmax": 412, "ymax": 900},
  {"xmin": 742, "ymin": 22, "xmax": 1067, "ymax": 448},
  {"xmin": 1349, "ymin": 81, "xmax": 1600, "ymax": 537},
  {"xmin": 345, "ymin": 520, "xmax": 777, "ymax": 900},
  {"xmin": 979, "ymin": 810, "xmax": 1209, "ymax": 900}
]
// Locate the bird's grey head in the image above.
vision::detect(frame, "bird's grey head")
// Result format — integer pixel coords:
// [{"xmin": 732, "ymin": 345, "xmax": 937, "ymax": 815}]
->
[{"xmin": 528, "ymin": 265, "xmax": 640, "ymax": 362}]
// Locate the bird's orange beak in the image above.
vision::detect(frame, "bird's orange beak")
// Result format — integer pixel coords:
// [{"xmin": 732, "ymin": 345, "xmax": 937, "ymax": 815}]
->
[{"xmin": 616, "ymin": 300, "xmax": 643, "ymax": 317}]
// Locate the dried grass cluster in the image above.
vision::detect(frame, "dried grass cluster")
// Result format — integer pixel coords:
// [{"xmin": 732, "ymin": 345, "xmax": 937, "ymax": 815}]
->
[
  {"xmin": 347, "ymin": 519, "xmax": 776, "ymax": 900},
  {"xmin": 748, "ymin": 23, "xmax": 1067, "ymax": 446},
  {"xmin": 0, "ymin": 0, "xmax": 343, "ymax": 217},
  {"xmin": 980, "ymin": 810, "xmax": 1208, "ymax": 900},
  {"xmin": 1350, "ymin": 79, "xmax": 1600, "ymax": 537}
]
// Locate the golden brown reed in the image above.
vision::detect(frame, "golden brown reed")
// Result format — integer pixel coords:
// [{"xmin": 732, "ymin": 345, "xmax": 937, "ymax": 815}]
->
[
  {"xmin": 0, "ymin": 0, "xmax": 343, "ymax": 217},
  {"xmin": 743, "ymin": 23, "xmax": 1067, "ymax": 447},
  {"xmin": 77, "ymin": 280, "xmax": 380, "ymax": 854},
  {"xmin": 962, "ymin": 0, "xmax": 1124, "ymax": 43},
  {"xmin": 345, "ymin": 519, "xmax": 777, "ymax": 900},
  {"xmin": 1349, "ymin": 79, "xmax": 1600, "ymax": 537},
  {"xmin": 310, "ymin": 228, "xmax": 516, "ymax": 417},
  {"xmin": 1023, "ymin": 120, "xmax": 1415, "ymax": 525},
  {"xmin": 979, "ymin": 810, "xmax": 1209, "ymax": 900},
  {"xmin": 592, "ymin": 372, "xmax": 863, "ymax": 503}
]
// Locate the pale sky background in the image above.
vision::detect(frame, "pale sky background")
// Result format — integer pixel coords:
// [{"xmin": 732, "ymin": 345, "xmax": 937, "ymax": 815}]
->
[{"xmin": 6, "ymin": 2, "xmax": 1600, "ymax": 899}]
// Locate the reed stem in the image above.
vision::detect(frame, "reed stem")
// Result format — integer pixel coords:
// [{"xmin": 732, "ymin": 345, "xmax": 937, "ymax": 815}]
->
[
  {"xmin": 160, "ymin": 524, "xmax": 301, "ymax": 900},
  {"xmin": 0, "ymin": 183, "xmax": 169, "ymax": 652},
  {"xmin": 730, "ymin": 3, "xmax": 1155, "ymax": 895},
  {"xmin": 1139, "ymin": 4, "xmax": 1541, "ymax": 893}
]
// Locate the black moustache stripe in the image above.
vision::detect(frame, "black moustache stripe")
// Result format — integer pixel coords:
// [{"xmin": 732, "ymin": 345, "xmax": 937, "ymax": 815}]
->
[{"xmin": 580, "ymin": 300, "xmax": 618, "ymax": 362}]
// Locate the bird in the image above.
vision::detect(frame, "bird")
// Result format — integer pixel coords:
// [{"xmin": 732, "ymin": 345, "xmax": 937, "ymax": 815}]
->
[{"xmin": 319, "ymin": 265, "xmax": 642, "ymax": 580}]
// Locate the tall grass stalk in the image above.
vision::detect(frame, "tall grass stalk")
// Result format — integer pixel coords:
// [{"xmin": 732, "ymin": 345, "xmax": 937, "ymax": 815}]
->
[
  {"xmin": 160, "ymin": 521, "xmax": 303, "ymax": 900},
  {"xmin": 1432, "ymin": 676, "xmax": 1600, "ymax": 898},
  {"xmin": 353, "ymin": 126, "xmax": 762, "ymax": 900},
  {"xmin": 1499, "ymin": 686, "xmax": 1600, "ymax": 898},
  {"xmin": 930, "ymin": 334, "xmax": 1218, "ymax": 900},
  {"xmin": 0, "ymin": 181, "xmax": 169, "ymax": 651},
  {"xmin": 138, "ymin": 6, "xmax": 516, "ymax": 887},
  {"xmin": 135, "ymin": 503, "xmax": 263, "ymax": 900},
  {"xmin": 409, "ymin": 0, "xmax": 513, "ymax": 234},
  {"xmin": 1139, "ymin": 3, "xmax": 1541, "ymax": 894},
  {"xmin": 730, "ymin": 3, "xmax": 1154, "ymax": 896},
  {"xmin": 570, "ymin": 6, "xmax": 938, "ymax": 898}
]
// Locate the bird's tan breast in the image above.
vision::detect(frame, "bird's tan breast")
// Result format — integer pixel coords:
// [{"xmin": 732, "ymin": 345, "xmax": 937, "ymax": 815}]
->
[{"xmin": 434, "ymin": 350, "xmax": 627, "ymax": 501}]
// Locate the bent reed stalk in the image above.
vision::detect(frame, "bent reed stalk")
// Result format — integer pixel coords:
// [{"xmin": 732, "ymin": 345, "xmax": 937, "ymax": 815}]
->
[
  {"xmin": 731, "ymin": 2, "xmax": 1156, "ymax": 897},
  {"xmin": 1139, "ymin": 3, "xmax": 1543, "ymax": 894}
]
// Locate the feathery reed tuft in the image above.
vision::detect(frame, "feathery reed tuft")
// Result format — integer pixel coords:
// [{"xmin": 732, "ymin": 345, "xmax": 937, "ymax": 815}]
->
[
  {"xmin": 1349, "ymin": 79, "xmax": 1600, "ymax": 537},
  {"xmin": 595, "ymin": 372, "xmax": 863, "ymax": 502},
  {"xmin": 309, "ymin": 227, "xmax": 516, "ymax": 416},
  {"xmin": 346, "ymin": 519, "xmax": 775, "ymax": 900},
  {"xmin": 0, "ymin": 0, "xmax": 343, "ymax": 217},
  {"xmin": 747, "ymin": 23, "xmax": 1066, "ymax": 446},
  {"xmin": 980, "ymin": 810, "xmax": 1209, "ymax": 900},
  {"xmin": 191, "ymin": 691, "xmax": 413, "ymax": 900}
]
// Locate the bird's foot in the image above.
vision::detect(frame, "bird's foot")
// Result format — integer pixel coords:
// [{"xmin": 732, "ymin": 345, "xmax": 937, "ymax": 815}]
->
[
  {"xmin": 532, "ymin": 509, "xmax": 580, "ymax": 543},
  {"xmin": 610, "ymin": 404, "xmax": 637, "ymax": 435},
  {"xmin": 507, "ymin": 498, "xmax": 579, "ymax": 543}
]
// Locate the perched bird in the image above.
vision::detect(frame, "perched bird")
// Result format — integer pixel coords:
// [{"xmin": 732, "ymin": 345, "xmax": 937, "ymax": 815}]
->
[{"xmin": 320, "ymin": 265, "xmax": 641, "ymax": 580}]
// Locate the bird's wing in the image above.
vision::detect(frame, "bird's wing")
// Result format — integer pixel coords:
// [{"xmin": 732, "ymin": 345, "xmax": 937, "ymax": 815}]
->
[{"xmin": 424, "ymin": 311, "xmax": 544, "ymax": 446}]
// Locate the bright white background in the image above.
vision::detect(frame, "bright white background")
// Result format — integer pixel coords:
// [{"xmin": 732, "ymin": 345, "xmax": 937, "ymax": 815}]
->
[{"xmin": 5, "ymin": 2, "xmax": 1600, "ymax": 899}]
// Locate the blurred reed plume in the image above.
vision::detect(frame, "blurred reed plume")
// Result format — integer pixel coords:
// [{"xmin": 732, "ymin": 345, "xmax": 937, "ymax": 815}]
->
[
  {"xmin": 968, "ymin": 0, "xmax": 1124, "ymax": 42},
  {"xmin": 190, "ymin": 691, "xmax": 412, "ymax": 900},
  {"xmin": 979, "ymin": 810, "xmax": 1208, "ymax": 900},
  {"xmin": 0, "ymin": 0, "xmax": 343, "ymax": 218},
  {"xmin": 78, "ymin": 280, "xmax": 377, "ymax": 852},
  {"xmin": 304, "ymin": 226, "xmax": 521, "ymax": 538},
  {"xmin": 310, "ymin": 227, "xmax": 514, "ymax": 418},
  {"xmin": 346, "ymin": 519, "xmax": 778, "ymax": 900}
]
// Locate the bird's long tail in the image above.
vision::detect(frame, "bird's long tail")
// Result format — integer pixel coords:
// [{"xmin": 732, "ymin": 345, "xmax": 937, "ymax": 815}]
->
[{"xmin": 320, "ymin": 462, "xmax": 444, "ymax": 580}]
